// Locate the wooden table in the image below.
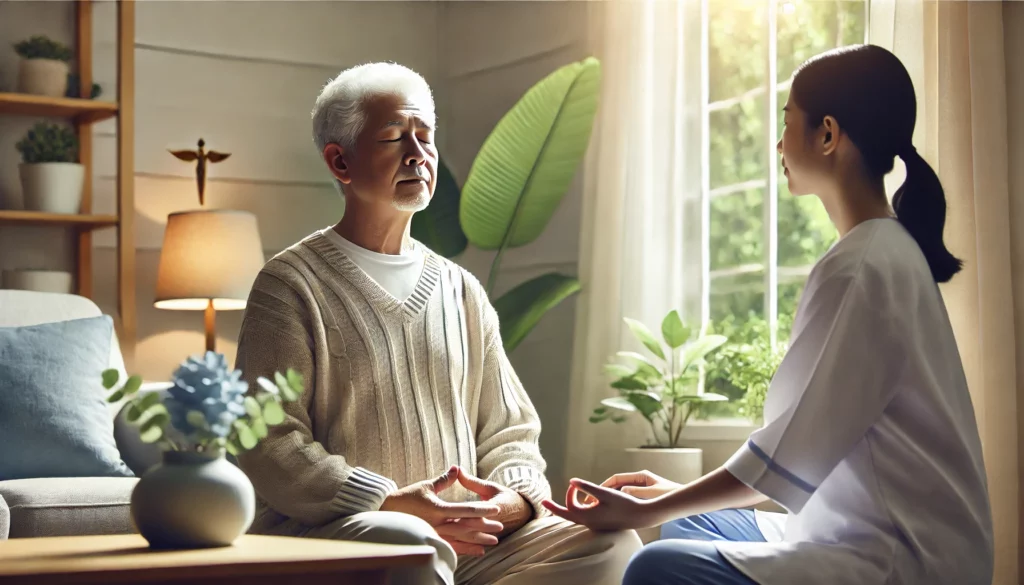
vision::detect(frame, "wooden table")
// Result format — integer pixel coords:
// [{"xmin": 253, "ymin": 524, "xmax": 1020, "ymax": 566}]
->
[{"xmin": 0, "ymin": 534, "xmax": 435, "ymax": 584}]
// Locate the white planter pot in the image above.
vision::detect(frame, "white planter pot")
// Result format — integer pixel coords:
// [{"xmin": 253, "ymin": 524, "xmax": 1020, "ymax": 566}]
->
[
  {"xmin": 17, "ymin": 58, "xmax": 69, "ymax": 97},
  {"xmin": 2, "ymin": 270, "xmax": 74, "ymax": 294},
  {"xmin": 19, "ymin": 163, "xmax": 84, "ymax": 214}
]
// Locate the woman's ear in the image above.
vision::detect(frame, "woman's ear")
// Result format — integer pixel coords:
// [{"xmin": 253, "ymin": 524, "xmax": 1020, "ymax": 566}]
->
[{"xmin": 821, "ymin": 115, "xmax": 840, "ymax": 155}]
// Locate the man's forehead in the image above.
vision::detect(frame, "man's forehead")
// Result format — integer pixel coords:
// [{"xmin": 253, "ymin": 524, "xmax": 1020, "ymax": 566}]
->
[
  {"xmin": 365, "ymin": 94, "xmax": 436, "ymax": 128},
  {"xmin": 382, "ymin": 110, "xmax": 436, "ymax": 129}
]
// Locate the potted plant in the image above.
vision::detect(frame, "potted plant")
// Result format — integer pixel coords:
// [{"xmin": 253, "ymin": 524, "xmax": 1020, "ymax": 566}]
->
[
  {"xmin": 103, "ymin": 351, "xmax": 304, "ymax": 549},
  {"xmin": 590, "ymin": 310, "xmax": 729, "ymax": 484},
  {"xmin": 15, "ymin": 122, "xmax": 84, "ymax": 214},
  {"xmin": 14, "ymin": 35, "xmax": 73, "ymax": 97}
]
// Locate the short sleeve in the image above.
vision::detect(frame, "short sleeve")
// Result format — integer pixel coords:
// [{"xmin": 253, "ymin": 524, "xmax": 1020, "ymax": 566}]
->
[{"xmin": 725, "ymin": 265, "xmax": 902, "ymax": 514}]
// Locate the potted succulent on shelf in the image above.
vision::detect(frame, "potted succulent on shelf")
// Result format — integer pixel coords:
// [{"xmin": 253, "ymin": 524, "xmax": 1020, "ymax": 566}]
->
[
  {"xmin": 15, "ymin": 122, "xmax": 83, "ymax": 214},
  {"xmin": 590, "ymin": 310, "xmax": 729, "ymax": 484},
  {"xmin": 103, "ymin": 351, "xmax": 304, "ymax": 549},
  {"xmin": 14, "ymin": 35, "xmax": 73, "ymax": 97}
]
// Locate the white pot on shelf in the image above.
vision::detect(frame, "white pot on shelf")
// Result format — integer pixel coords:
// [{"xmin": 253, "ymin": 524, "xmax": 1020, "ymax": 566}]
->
[
  {"xmin": 17, "ymin": 58, "xmax": 69, "ymax": 97},
  {"xmin": 19, "ymin": 162, "xmax": 84, "ymax": 214},
  {"xmin": 2, "ymin": 270, "xmax": 74, "ymax": 294},
  {"xmin": 623, "ymin": 447, "xmax": 703, "ymax": 544}
]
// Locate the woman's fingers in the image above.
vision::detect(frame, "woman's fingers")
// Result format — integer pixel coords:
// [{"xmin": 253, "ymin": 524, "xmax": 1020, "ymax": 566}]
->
[
  {"xmin": 601, "ymin": 471, "xmax": 655, "ymax": 490},
  {"xmin": 621, "ymin": 485, "xmax": 662, "ymax": 500},
  {"xmin": 568, "ymin": 478, "xmax": 620, "ymax": 509},
  {"xmin": 541, "ymin": 498, "xmax": 582, "ymax": 525}
]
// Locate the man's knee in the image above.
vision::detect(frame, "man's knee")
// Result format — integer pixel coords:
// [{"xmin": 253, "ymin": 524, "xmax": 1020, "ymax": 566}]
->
[
  {"xmin": 345, "ymin": 511, "xmax": 441, "ymax": 547},
  {"xmin": 335, "ymin": 511, "xmax": 455, "ymax": 585}
]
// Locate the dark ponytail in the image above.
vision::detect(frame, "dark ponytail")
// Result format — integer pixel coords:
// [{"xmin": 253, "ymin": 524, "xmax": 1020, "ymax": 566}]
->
[
  {"xmin": 791, "ymin": 44, "xmax": 963, "ymax": 283},
  {"xmin": 892, "ymin": 147, "xmax": 963, "ymax": 283}
]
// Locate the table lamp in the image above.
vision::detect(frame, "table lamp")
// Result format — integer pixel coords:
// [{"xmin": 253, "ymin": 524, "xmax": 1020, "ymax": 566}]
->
[
  {"xmin": 154, "ymin": 210, "xmax": 264, "ymax": 352},
  {"xmin": 153, "ymin": 139, "xmax": 264, "ymax": 352}
]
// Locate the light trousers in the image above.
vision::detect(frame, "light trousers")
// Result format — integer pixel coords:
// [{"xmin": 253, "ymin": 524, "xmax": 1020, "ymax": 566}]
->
[{"xmin": 298, "ymin": 511, "xmax": 643, "ymax": 585}]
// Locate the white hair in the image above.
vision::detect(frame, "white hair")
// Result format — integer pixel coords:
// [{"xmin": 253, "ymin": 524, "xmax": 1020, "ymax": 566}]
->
[{"xmin": 311, "ymin": 62, "xmax": 435, "ymax": 155}]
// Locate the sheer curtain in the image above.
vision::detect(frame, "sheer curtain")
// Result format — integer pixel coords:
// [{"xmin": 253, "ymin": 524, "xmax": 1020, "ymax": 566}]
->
[
  {"xmin": 870, "ymin": 2, "xmax": 1021, "ymax": 583},
  {"xmin": 562, "ymin": 0, "xmax": 704, "ymax": 490}
]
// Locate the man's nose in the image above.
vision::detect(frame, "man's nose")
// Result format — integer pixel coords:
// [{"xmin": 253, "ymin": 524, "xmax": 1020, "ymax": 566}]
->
[{"xmin": 404, "ymin": 139, "xmax": 427, "ymax": 166}]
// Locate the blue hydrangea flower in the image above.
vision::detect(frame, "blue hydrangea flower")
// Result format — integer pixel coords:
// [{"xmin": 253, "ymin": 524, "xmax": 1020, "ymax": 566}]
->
[{"xmin": 167, "ymin": 351, "xmax": 248, "ymax": 443}]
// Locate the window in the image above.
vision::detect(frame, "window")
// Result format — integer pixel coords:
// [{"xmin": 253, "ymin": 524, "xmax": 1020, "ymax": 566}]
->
[{"xmin": 702, "ymin": 0, "xmax": 868, "ymax": 419}]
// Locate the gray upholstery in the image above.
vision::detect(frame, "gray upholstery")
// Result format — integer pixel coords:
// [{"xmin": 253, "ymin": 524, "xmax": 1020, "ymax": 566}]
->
[
  {"xmin": 0, "ymin": 478, "xmax": 137, "ymax": 538},
  {"xmin": 0, "ymin": 290, "xmax": 146, "ymax": 539},
  {"xmin": 0, "ymin": 492, "xmax": 9, "ymax": 539}
]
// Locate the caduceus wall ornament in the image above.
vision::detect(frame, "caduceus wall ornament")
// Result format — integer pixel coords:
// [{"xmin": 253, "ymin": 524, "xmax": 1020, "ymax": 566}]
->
[{"xmin": 169, "ymin": 138, "xmax": 230, "ymax": 206}]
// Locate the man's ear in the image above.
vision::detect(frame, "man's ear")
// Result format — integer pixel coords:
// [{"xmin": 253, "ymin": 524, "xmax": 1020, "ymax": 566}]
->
[{"xmin": 322, "ymin": 144, "xmax": 352, "ymax": 185}]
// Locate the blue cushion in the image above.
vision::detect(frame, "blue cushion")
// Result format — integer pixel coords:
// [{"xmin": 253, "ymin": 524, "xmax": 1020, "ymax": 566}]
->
[{"xmin": 0, "ymin": 316, "xmax": 133, "ymax": 480}]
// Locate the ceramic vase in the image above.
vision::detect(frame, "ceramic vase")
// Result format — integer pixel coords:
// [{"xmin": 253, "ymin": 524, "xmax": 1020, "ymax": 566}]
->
[{"xmin": 131, "ymin": 450, "xmax": 255, "ymax": 549}]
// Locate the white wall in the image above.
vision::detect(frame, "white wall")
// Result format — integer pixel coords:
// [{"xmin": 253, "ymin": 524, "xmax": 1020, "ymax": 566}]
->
[{"xmin": 1, "ymin": 0, "xmax": 591, "ymax": 485}]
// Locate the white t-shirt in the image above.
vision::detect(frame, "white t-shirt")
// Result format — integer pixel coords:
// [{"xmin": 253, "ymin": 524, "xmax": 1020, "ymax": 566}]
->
[
  {"xmin": 718, "ymin": 218, "xmax": 993, "ymax": 585},
  {"xmin": 320, "ymin": 228, "xmax": 425, "ymax": 303}
]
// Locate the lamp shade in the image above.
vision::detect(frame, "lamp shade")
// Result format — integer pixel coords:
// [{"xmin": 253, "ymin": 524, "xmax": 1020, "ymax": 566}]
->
[{"xmin": 154, "ymin": 210, "xmax": 265, "ymax": 311}]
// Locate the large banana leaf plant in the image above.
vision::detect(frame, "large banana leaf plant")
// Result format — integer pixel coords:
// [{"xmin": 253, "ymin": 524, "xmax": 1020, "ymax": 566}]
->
[{"xmin": 412, "ymin": 57, "xmax": 602, "ymax": 353}]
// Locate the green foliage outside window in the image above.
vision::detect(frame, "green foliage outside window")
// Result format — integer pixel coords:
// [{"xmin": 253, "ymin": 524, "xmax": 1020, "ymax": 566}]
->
[{"xmin": 706, "ymin": 0, "xmax": 865, "ymax": 419}]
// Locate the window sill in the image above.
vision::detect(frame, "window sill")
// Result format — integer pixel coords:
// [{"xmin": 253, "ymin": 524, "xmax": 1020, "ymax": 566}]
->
[{"xmin": 678, "ymin": 418, "xmax": 759, "ymax": 442}]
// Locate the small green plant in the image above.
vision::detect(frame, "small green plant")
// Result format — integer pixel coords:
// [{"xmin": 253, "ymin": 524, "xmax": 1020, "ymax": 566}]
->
[
  {"xmin": 103, "ymin": 351, "xmax": 305, "ymax": 456},
  {"xmin": 590, "ymin": 310, "xmax": 729, "ymax": 449},
  {"xmin": 66, "ymin": 73, "xmax": 102, "ymax": 99},
  {"xmin": 16, "ymin": 122, "xmax": 79, "ymax": 164},
  {"xmin": 13, "ymin": 35, "xmax": 72, "ymax": 61}
]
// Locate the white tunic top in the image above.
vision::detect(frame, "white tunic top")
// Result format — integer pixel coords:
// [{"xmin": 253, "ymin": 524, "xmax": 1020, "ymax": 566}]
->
[
  {"xmin": 321, "ymin": 227, "xmax": 425, "ymax": 302},
  {"xmin": 718, "ymin": 218, "xmax": 993, "ymax": 585}
]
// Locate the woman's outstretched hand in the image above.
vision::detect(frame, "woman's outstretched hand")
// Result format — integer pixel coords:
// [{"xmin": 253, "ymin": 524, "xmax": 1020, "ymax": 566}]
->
[
  {"xmin": 541, "ymin": 478, "xmax": 666, "ymax": 532},
  {"xmin": 599, "ymin": 470, "xmax": 681, "ymax": 500}
]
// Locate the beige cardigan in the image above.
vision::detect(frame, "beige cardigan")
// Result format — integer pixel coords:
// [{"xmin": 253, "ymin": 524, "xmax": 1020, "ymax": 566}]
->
[{"xmin": 234, "ymin": 232, "xmax": 550, "ymax": 530}]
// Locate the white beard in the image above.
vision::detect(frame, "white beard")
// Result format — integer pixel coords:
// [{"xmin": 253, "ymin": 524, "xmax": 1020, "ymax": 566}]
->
[{"xmin": 392, "ymin": 191, "xmax": 430, "ymax": 212}]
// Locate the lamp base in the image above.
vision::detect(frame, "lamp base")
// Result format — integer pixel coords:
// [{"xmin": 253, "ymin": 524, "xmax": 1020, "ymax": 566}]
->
[{"xmin": 204, "ymin": 300, "xmax": 216, "ymax": 353}]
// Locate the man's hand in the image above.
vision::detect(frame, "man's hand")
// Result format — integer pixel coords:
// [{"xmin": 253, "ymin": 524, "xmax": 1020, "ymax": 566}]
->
[
  {"xmin": 455, "ymin": 468, "xmax": 532, "ymax": 540},
  {"xmin": 381, "ymin": 465, "xmax": 503, "ymax": 556}
]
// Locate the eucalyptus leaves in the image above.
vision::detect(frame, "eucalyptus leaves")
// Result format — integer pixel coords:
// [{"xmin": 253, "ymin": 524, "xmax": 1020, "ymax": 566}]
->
[
  {"xmin": 103, "ymin": 351, "xmax": 303, "ymax": 456},
  {"xmin": 590, "ymin": 310, "xmax": 729, "ymax": 449}
]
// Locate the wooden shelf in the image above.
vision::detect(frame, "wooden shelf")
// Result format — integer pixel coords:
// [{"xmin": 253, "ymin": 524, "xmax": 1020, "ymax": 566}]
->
[
  {"xmin": 0, "ymin": 92, "xmax": 118, "ymax": 123},
  {"xmin": 0, "ymin": 210, "xmax": 118, "ymax": 229}
]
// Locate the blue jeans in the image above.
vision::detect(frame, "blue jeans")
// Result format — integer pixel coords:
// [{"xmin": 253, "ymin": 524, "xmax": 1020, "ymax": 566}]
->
[{"xmin": 622, "ymin": 509, "xmax": 764, "ymax": 585}]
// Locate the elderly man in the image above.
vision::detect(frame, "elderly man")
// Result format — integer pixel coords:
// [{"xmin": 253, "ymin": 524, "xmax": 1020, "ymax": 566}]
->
[{"xmin": 234, "ymin": 62, "xmax": 641, "ymax": 585}]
